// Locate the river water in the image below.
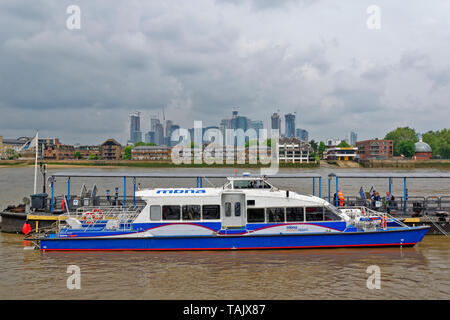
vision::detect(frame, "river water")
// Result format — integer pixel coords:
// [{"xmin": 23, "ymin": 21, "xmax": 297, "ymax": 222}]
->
[{"xmin": 0, "ymin": 166, "xmax": 449, "ymax": 299}]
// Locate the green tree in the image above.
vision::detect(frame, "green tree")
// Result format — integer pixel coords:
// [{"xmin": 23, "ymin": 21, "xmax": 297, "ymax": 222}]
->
[
  {"xmin": 423, "ymin": 129, "xmax": 450, "ymax": 159},
  {"xmin": 190, "ymin": 141, "xmax": 200, "ymax": 149},
  {"xmin": 337, "ymin": 141, "xmax": 350, "ymax": 148},
  {"xmin": 309, "ymin": 140, "xmax": 318, "ymax": 152},
  {"xmin": 385, "ymin": 127, "xmax": 418, "ymax": 156},
  {"xmin": 318, "ymin": 141, "xmax": 326, "ymax": 158},
  {"xmin": 135, "ymin": 142, "xmax": 157, "ymax": 147},
  {"xmin": 438, "ymin": 129, "xmax": 450, "ymax": 158},
  {"xmin": 89, "ymin": 153, "xmax": 99, "ymax": 160},
  {"xmin": 74, "ymin": 151, "xmax": 82, "ymax": 159},
  {"xmin": 397, "ymin": 140, "xmax": 415, "ymax": 158},
  {"xmin": 245, "ymin": 140, "xmax": 259, "ymax": 148},
  {"xmin": 6, "ymin": 148, "xmax": 20, "ymax": 160},
  {"xmin": 123, "ymin": 145, "xmax": 133, "ymax": 160},
  {"xmin": 422, "ymin": 131, "xmax": 439, "ymax": 158}
]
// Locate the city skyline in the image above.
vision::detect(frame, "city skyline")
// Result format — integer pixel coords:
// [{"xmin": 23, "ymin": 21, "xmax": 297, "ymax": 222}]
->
[
  {"xmin": 126, "ymin": 109, "xmax": 314, "ymax": 146},
  {"xmin": 1, "ymin": 1, "xmax": 450, "ymax": 145}
]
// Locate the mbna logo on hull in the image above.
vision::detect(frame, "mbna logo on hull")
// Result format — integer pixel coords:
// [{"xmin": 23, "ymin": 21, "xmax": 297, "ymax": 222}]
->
[{"xmin": 156, "ymin": 189, "xmax": 206, "ymax": 194}]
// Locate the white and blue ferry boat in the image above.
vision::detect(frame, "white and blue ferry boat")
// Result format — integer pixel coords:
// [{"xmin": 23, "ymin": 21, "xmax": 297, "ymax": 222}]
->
[{"xmin": 35, "ymin": 175, "xmax": 428, "ymax": 251}]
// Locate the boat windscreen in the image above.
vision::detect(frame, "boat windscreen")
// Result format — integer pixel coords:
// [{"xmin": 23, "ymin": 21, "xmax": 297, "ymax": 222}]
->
[
  {"xmin": 326, "ymin": 204, "xmax": 342, "ymax": 215},
  {"xmin": 233, "ymin": 180, "xmax": 271, "ymax": 189}
]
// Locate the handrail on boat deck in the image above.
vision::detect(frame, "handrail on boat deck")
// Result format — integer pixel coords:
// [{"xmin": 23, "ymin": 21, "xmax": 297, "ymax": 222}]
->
[
  {"xmin": 339, "ymin": 205, "xmax": 410, "ymax": 229},
  {"xmin": 58, "ymin": 205, "xmax": 145, "ymax": 232}
]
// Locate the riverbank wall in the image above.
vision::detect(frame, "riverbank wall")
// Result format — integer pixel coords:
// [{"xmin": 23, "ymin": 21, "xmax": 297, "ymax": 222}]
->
[
  {"xmin": 0, "ymin": 159, "xmax": 319, "ymax": 169},
  {"xmin": 360, "ymin": 159, "xmax": 450, "ymax": 169},
  {"xmin": 1, "ymin": 159, "xmax": 450, "ymax": 169}
]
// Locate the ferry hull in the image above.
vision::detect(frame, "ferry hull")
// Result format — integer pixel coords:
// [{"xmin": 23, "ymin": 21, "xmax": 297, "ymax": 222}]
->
[{"xmin": 39, "ymin": 227, "xmax": 429, "ymax": 251}]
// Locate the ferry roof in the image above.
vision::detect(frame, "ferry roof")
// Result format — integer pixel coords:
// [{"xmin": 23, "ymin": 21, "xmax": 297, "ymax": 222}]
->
[
  {"xmin": 50, "ymin": 172, "xmax": 322, "ymax": 179},
  {"xmin": 328, "ymin": 172, "xmax": 450, "ymax": 179}
]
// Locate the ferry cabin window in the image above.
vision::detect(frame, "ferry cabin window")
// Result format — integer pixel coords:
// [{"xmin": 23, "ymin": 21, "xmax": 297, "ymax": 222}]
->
[
  {"xmin": 247, "ymin": 208, "xmax": 265, "ymax": 223},
  {"xmin": 182, "ymin": 205, "xmax": 201, "ymax": 220},
  {"xmin": 324, "ymin": 207, "xmax": 342, "ymax": 221},
  {"xmin": 225, "ymin": 202, "xmax": 232, "ymax": 217},
  {"xmin": 235, "ymin": 202, "xmax": 241, "ymax": 216},
  {"xmin": 150, "ymin": 205, "xmax": 161, "ymax": 221},
  {"xmin": 305, "ymin": 207, "xmax": 324, "ymax": 221},
  {"xmin": 266, "ymin": 208, "xmax": 285, "ymax": 223},
  {"xmin": 233, "ymin": 180, "xmax": 271, "ymax": 189},
  {"xmin": 234, "ymin": 180, "xmax": 253, "ymax": 189},
  {"xmin": 286, "ymin": 207, "xmax": 304, "ymax": 222},
  {"xmin": 202, "ymin": 205, "xmax": 220, "ymax": 220},
  {"xmin": 258, "ymin": 181, "xmax": 271, "ymax": 189},
  {"xmin": 162, "ymin": 205, "xmax": 181, "ymax": 220}
]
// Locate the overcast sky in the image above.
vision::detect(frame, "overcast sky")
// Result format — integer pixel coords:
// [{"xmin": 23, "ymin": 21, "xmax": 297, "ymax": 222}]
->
[{"xmin": 1, "ymin": 0, "xmax": 449, "ymax": 145}]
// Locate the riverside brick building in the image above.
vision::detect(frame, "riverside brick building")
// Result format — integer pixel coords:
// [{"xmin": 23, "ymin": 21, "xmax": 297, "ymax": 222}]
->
[
  {"xmin": 75, "ymin": 145, "xmax": 100, "ymax": 159},
  {"xmin": 100, "ymin": 139, "xmax": 123, "ymax": 160},
  {"xmin": 131, "ymin": 145, "xmax": 171, "ymax": 160},
  {"xmin": 356, "ymin": 139, "xmax": 393, "ymax": 160},
  {"xmin": 43, "ymin": 139, "xmax": 75, "ymax": 160}
]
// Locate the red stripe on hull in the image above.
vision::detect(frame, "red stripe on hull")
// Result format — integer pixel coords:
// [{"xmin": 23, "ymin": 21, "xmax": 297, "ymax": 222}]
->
[{"xmin": 41, "ymin": 242, "xmax": 417, "ymax": 251}]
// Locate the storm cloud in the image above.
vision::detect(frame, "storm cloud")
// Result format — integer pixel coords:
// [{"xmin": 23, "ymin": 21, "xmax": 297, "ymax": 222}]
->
[{"xmin": 0, "ymin": 0, "xmax": 449, "ymax": 144}]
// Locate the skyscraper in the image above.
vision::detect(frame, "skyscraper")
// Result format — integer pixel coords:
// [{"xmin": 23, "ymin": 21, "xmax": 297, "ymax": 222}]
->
[
  {"xmin": 129, "ymin": 111, "xmax": 142, "ymax": 144},
  {"xmin": 230, "ymin": 110, "xmax": 239, "ymax": 129},
  {"xmin": 350, "ymin": 131, "xmax": 358, "ymax": 146},
  {"xmin": 249, "ymin": 120, "xmax": 264, "ymax": 138},
  {"xmin": 296, "ymin": 128, "xmax": 309, "ymax": 142},
  {"xmin": 144, "ymin": 131, "xmax": 155, "ymax": 144},
  {"xmin": 167, "ymin": 124, "xmax": 180, "ymax": 146},
  {"xmin": 271, "ymin": 113, "xmax": 281, "ymax": 136},
  {"xmin": 235, "ymin": 116, "xmax": 248, "ymax": 131},
  {"xmin": 165, "ymin": 120, "xmax": 173, "ymax": 138},
  {"xmin": 154, "ymin": 122, "xmax": 164, "ymax": 146},
  {"xmin": 284, "ymin": 113, "xmax": 296, "ymax": 138},
  {"xmin": 150, "ymin": 116, "xmax": 159, "ymax": 132}
]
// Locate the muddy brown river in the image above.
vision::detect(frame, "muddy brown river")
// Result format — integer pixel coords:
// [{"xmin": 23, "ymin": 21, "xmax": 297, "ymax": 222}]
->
[{"xmin": 0, "ymin": 167, "xmax": 449, "ymax": 299}]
